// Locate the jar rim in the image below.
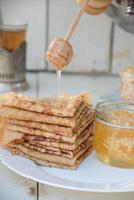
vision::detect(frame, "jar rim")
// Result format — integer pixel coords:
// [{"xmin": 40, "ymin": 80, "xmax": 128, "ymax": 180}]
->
[
  {"xmin": 95, "ymin": 99, "xmax": 134, "ymax": 129},
  {"xmin": 0, "ymin": 19, "xmax": 28, "ymax": 32}
]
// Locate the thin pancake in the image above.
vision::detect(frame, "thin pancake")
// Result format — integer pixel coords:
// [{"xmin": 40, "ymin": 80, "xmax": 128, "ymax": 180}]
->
[
  {"xmin": 10, "ymin": 146, "xmax": 93, "ymax": 169},
  {"xmin": 0, "ymin": 129, "xmax": 24, "ymax": 146},
  {"xmin": 0, "ymin": 92, "xmax": 90, "ymax": 117},
  {"xmin": 7, "ymin": 110, "xmax": 94, "ymax": 138},
  {"xmin": 0, "ymin": 104, "xmax": 91, "ymax": 128},
  {"xmin": 22, "ymin": 136, "xmax": 93, "ymax": 159},
  {"xmin": 9, "ymin": 141, "xmax": 92, "ymax": 166},
  {"xmin": 24, "ymin": 127, "xmax": 94, "ymax": 150},
  {"xmin": 7, "ymin": 108, "xmax": 95, "ymax": 136},
  {"xmin": 2, "ymin": 122, "xmax": 94, "ymax": 148}
]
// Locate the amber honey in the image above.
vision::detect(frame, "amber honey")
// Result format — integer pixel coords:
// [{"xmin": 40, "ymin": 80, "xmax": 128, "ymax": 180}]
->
[
  {"xmin": 95, "ymin": 101, "xmax": 134, "ymax": 168},
  {"xmin": 0, "ymin": 31, "xmax": 26, "ymax": 51},
  {"xmin": 0, "ymin": 21, "xmax": 27, "ymax": 51}
]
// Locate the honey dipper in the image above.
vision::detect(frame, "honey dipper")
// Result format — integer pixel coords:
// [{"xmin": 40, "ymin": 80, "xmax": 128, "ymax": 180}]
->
[{"xmin": 46, "ymin": 0, "xmax": 90, "ymax": 70}]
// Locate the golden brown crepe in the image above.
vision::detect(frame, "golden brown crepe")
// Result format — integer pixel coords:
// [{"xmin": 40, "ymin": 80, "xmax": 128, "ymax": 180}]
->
[
  {"xmin": 2, "ymin": 123, "xmax": 94, "ymax": 149},
  {"xmin": 0, "ymin": 129, "xmax": 24, "ymax": 146},
  {"xmin": 21, "ymin": 136, "xmax": 93, "ymax": 159},
  {"xmin": 0, "ymin": 104, "xmax": 93, "ymax": 128},
  {"xmin": 7, "ymin": 109, "xmax": 94, "ymax": 136},
  {"xmin": 3, "ymin": 125, "xmax": 93, "ymax": 149},
  {"xmin": 25, "ymin": 128, "xmax": 93, "ymax": 149},
  {"xmin": 9, "ymin": 141, "xmax": 93, "ymax": 168},
  {"xmin": 6, "ymin": 111, "xmax": 94, "ymax": 139},
  {"xmin": 0, "ymin": 92, "xmax": 90, "ymax": 117},
  {"xmin": 10, "ymin": 146, "xmax": 93, "ymax": 169}
]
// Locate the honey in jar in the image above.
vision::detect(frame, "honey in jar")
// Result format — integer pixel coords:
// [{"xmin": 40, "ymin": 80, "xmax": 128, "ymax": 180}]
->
[
  {"xmin": 95, "ymin": 100, "xmax": 134, "ymax": 168},
  {"xmin": 0, "ymin": 21, "xmax": 27, "ymax": 51}
]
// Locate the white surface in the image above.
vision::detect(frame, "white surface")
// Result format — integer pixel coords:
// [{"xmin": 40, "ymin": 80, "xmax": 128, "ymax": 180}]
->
[
  {"xmin": 0, "ymin": 0, "xmax": 47, "ymax": 70},
  {"xmin": 0, "ymin": 163, "xmax": 37, "ymax": 200},
  {"xmin": 39, "ymin": 185, "xmax": 134, "ymax": 200},
  {"xmin": 1, "ymin": 149, "xmax": 134, "ymax": 193}
]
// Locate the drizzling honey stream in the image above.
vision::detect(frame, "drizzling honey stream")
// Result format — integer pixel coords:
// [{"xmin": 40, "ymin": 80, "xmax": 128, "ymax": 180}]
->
[
  {"xmin": 57, "ymin": 70, "xmax": 61, "ymax": 96},
  {"xmin": 46, "ymin": 0, "xmax": 90, "ymax": 96}
]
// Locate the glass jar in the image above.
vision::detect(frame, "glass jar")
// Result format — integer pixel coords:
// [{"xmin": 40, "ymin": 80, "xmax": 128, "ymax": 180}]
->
[
  {"xmin": 0, "ymin": 20, "xmax": 29, "ymax": 92},
  {"xmin": 95, "ymin": 100, "xmax": 134, "ymax": 168}
]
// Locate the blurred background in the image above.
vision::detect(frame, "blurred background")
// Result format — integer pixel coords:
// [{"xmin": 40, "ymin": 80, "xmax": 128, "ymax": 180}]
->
[{"xmin": 1, "ymin": 0, "xmax": 134, "ymax": 75}]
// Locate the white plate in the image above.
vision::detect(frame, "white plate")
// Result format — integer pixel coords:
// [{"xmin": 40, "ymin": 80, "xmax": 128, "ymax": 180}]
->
[{"xmin": 0, "ymin": 148, "xmax": 134, "ymax": 192}]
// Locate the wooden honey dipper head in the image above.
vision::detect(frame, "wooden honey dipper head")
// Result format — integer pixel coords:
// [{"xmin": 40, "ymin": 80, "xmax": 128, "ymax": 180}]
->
[
  {"xmin": 46, "ymin": 38, "xmax": 73, "ymax": 70},
  {"xmin": 46, "ymin": 0, "xmax": 90, "ymax": 70}
]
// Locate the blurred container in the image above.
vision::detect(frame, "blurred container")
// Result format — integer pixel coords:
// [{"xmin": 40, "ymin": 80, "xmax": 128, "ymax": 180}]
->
[
  {"xmin": 120, "ymin": 66, "xmax": 134, "ymax": 100},
  {"xmin": 0, "ymin": 20, "xmax": 29, "ymax": 92}
]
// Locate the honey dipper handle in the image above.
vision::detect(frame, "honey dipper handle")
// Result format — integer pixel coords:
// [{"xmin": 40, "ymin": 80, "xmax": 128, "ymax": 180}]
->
[{"xmin": 64, "ymin": 0, "xmax": 90, "ymax": 41}]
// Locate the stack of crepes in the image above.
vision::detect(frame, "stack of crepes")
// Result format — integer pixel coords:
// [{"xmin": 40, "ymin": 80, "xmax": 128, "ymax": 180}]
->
[{"xmin": 0, "ymin": 92, "xmax": 95, "ymax": 170}]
